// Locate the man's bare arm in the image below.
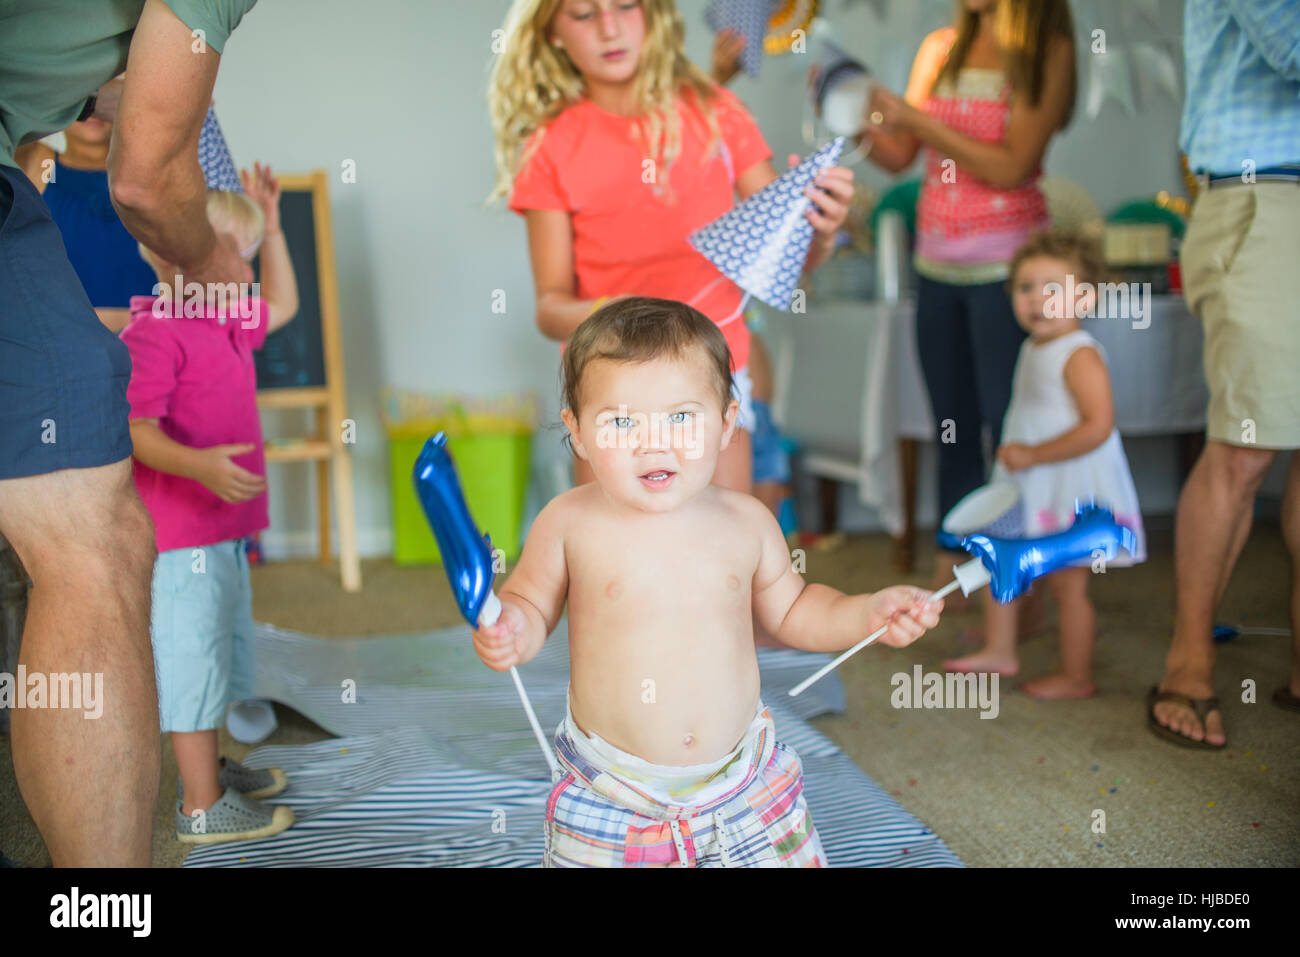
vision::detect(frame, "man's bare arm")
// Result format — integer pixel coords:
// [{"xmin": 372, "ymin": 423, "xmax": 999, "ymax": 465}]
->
[{"xmin": 108, "ymin": 0, "xmax": 250, "ymax": 286}]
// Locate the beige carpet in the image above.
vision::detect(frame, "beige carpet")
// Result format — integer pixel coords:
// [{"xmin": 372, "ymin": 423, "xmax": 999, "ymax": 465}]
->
[{"xmin": 2, "ymin": 520, "xmax": 1296, "ymax": 867}]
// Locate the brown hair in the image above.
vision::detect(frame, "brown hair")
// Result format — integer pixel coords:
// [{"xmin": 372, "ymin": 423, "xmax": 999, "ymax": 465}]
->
[
  {"xmin": 936, "ymin": 0, "xmax": 1077, "ymax": 128},
  {"xmin": 561, "ymin": 296, "xmax": 734, "ymax": 432},
  {"xmin": 1008, "ymin": 228, "xmax": 1109, "ymax": 290}
]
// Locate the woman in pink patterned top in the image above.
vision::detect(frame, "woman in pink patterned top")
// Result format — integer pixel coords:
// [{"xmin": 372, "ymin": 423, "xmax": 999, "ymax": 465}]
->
[{"xmin": 862, "ymin": 0, "xmax": 1076, "ymax": 600}]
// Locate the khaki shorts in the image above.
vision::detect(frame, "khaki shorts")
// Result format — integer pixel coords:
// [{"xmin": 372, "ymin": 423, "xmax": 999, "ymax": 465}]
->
[{"xmin": 1181, "ymin": 181, "xmax": 1300, "ymax": 449}]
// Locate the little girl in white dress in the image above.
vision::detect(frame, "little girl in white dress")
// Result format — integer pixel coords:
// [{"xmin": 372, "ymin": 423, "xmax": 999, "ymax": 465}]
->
[{"xmin": 944, "ymin": 231, "xmax": 1145, "ymax": 698}]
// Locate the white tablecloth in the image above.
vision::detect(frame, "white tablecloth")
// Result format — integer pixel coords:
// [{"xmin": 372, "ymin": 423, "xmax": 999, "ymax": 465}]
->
[{"xmin": 765, "ymin": 295, "xmax": 1207, "ymax": 536}]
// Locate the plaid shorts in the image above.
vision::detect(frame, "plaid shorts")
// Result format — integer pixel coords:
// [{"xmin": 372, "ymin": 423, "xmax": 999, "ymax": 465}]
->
[{"xmin": 544, "ymin": 702, "xmax": 827, "ymax": 868}]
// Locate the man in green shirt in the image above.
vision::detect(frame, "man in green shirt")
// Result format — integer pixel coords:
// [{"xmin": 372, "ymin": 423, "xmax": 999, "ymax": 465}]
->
[{"xmin": 0, "ymin": 0, "xmax": 256, "ymax": 866}]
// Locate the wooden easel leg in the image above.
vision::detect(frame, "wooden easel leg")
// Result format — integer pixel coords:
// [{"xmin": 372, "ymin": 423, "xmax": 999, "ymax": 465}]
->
[
  {"xmin": 818, "ymin": 476, "xmax": 838, "ymax": 534},
  {"xmin": 314, "ymin": 407, "xmax": 332, "ymax": 566},
  {"xmin": 893, "ymin": 437, "xmax": 918, "ymax": 574},
  {"xmin": 332, "ymin": 445, "xmax": 361, "ymax": 592}
]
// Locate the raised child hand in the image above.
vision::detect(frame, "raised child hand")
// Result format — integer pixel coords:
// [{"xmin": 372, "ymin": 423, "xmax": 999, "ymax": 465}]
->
[
  {"xmin": 865, "ymin": 585, "xmax": 943, "ymax": 648},
  {"xmin": 240, "ymin": 161, "xmax": 281, "ymax": 234},
  {"xmin": 473, "ymin": 600, "xmax": 531, "ymax": 672}
]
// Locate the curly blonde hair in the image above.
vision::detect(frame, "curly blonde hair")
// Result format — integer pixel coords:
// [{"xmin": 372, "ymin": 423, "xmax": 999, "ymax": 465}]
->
[{"xmin": 487, "ymin": 0, "xmax": 723, "ymax": 203}]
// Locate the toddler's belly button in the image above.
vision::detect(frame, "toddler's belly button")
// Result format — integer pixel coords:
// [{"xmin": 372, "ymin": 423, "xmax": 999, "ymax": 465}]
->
[{"xmin": 682, "ymin": 733, "xmax": 695, "ymax": 748}]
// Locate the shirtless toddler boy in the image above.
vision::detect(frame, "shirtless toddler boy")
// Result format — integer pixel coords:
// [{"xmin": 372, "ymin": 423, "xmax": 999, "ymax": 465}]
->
[{"xmin": 473, "ymin": 297, "xmax": 943, "ymax": 867}]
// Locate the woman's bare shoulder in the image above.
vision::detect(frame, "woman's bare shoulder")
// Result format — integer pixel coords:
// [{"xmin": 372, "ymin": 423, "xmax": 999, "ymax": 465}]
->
[{"xmin": 921, "ymin": 26, "xmax": 959, "ymax": 60}]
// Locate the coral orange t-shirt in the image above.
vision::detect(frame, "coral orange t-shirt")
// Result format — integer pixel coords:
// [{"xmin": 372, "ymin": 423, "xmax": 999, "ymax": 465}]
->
[{"xmin": 508, "ymin": 86, "xmax": 770, "ymax": 372}]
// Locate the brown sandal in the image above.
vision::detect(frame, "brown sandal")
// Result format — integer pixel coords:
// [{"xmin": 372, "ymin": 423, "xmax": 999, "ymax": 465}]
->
[
  {"xmin": 1147, "ymin": 686, "xmax": 1225, "ymax": 750},
  {"xmin": 1272, "ymin": 686, "xmax": 1300, "ymax": 714}
]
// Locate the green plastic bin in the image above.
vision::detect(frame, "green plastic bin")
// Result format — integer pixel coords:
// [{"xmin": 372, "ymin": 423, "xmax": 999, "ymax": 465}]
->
[{"xmin": 388, "ymin": 423, "xmax": 532, "ymax": 566}]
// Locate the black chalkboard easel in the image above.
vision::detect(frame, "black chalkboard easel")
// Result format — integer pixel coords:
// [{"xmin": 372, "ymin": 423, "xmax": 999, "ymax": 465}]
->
[{"xmin": 255, "ymin": 170, "xmax": 360, "ymax": 592}]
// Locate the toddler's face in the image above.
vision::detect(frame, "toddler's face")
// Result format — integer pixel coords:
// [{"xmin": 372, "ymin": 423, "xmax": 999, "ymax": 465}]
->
[
  {"xmin": 549, "ymin": 0, "xmax": 646, "ymax": 86},
  {"xmin": 1011, "ymin": 254, "xmax": 1093, "ymax": 341},
  {"xmin": 562, "ymin": 352, "xmax": 738, "ymax": 514}
]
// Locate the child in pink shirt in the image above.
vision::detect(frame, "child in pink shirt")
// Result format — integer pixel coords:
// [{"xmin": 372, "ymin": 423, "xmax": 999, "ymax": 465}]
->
[{"xmin": 121, "ymin": 163, "xmax": 299, "ymax": 845}]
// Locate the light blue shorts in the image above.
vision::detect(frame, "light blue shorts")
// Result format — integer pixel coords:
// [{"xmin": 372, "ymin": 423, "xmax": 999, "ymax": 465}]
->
[{"xmin": 150, "ymin": 538, "xmax": 256, "ymax": 733}]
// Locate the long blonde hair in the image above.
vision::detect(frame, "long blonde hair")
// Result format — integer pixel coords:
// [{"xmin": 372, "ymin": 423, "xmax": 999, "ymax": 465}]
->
[
  {"xmin": 487, "ymin": 0, "xmax": 722, "ymax": 202},
  {"xmin": 936, "ymin": 0, "xmax": 1077, "ymax": 128}
]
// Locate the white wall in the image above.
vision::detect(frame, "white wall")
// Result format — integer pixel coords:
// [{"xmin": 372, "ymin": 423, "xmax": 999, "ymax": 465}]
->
[{"xmin": 212, "ymin": 0, "xmax": 1284, "ymax": 558}]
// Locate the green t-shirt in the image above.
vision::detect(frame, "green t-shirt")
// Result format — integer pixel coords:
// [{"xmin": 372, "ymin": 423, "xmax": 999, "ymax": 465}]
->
[{"xmin": 0, "ymin": 0, "xmax": 257, "ymax": 168}]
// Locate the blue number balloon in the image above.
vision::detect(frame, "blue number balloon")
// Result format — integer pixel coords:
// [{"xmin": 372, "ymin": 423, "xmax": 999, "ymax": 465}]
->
[
  {"xmin": 412, "ymin": 432, "xmax": 495, "ymax": 626},
  {"xmin": 958, "ymin": 503, "xmax": 1138, "ymax": 604}
]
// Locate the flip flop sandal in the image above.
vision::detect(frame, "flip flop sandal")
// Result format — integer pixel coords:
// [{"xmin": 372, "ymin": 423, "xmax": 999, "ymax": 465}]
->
[
  {"xmin": 176, "ymin": 787, "xmax": 293, "ymax": 845},
  {"xmin": 178, "ymin": 757, "xmax": 288, "ymax": 802},
  {"xmin": 1147, "ymin": 686, "xmax": 1225, "ymax": 750},
  {"xmin": 1271, "ymin": 686, "xmax": 1300, "ymax": 714}
]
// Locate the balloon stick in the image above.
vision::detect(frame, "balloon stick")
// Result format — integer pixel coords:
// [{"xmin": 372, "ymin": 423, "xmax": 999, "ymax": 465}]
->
[{"xmin": 788, "ymin": 558, "xmax": 989, "ymax": 698}]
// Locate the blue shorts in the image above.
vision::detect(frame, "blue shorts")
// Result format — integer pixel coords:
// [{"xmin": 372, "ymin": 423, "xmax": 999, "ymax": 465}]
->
[
  {"xmin": 150, "ymin": 538, "xmax": 256, "ymax": 733},
  {"xmin": 750, "ymin": 398, "xmax": 791, "ymax": 485},
  {"xmin": 0, "ymin": 164, "xmax": 133, "ymax": 479}
]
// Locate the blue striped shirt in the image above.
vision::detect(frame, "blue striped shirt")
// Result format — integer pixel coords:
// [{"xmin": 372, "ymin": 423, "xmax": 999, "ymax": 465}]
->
[{"xmin": 1180, "ymin": 0, "xmax": 1300, "ymax": 174}]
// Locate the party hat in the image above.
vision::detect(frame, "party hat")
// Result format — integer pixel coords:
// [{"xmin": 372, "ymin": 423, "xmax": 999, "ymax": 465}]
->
[
  {"xmin": 689, "ymin": 136, "xmax": 844, "ymax": 311},
  {"xmin": 198, "ymin": 104, "xmax": 243, "ymax": 192},
  {"xmin": 705, "ymin": 0, "xmax": 777, "ymax": 79}
]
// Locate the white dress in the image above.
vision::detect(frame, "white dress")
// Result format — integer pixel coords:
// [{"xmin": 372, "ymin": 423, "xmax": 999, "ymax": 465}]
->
[{"xmin": 991, "ymin": 330, "xmax": 1147, "ymax": 565}]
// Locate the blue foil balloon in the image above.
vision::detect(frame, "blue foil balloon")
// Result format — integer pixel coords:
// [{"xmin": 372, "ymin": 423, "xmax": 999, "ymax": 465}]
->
[
  {"xmin": 412, "ymin": 432, "xmax": 495, "ymax": 625},
  {"xmin": 958, "ymin": 504, "xmax": 1138, "ymax": 604}
]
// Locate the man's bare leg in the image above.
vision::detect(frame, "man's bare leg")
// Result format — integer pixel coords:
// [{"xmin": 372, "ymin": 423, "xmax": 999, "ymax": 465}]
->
[
  {"xmin": 1282, "ymin": 453, "xmax": 1300, "ymax": 699},
  {"xmin": 1154, "ymin": 440, "xmax": 1276, "ymax": 745},
  {"xmin": 0, "ymin": 459, "xmax": 158, "ymax": 865}
]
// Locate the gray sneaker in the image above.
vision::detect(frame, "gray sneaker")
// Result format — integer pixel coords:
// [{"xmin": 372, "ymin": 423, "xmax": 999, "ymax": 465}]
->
[
  {"xmin": 176, "ymin": 787, "xmax": 294, "ymax": 845},
  {"xmin": 219, "ymin": 756, "xmax": 288, "ymax": 799},
  {"xmin": 178, "ymin": 757, "xmax": 288, "ymax": 802}
]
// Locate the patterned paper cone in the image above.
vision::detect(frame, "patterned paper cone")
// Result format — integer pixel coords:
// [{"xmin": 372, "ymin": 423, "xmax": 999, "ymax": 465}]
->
[
  {"xmin": 705, "ymin": 0, "xmax": 777, "ymax": 79},
  {"xmin": 198, "ymin": 104, "xmax": 243, "ymax": 192},
  {"xmin": 688, "ymin": 136, "xmax": 845, "ymax": 311}
]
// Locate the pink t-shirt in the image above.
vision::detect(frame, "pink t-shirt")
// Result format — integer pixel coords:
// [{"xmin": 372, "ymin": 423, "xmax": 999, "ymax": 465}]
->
[
  {"xmin": 121, "ymin": 295, "xmax": 270, "ymax": 552},
  {"xmin": 508, "ymin": 86, "xmax": 771, "ymax": 372}
]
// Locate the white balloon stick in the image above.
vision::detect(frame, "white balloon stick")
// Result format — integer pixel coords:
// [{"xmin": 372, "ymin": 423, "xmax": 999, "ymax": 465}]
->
[
  {"xmin": 478, "ymin": 590, "xmax": 560, "ymax": 778},
  {"xmin": 788, "ymin": 558, "xmax": 992, "ymax": 698}
]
